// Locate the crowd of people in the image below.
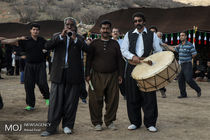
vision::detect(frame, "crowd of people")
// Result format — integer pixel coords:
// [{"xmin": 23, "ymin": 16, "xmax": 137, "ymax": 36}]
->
[{"xmin": 0, "ymin": 12, "xmax": 209, "ymax": 137}]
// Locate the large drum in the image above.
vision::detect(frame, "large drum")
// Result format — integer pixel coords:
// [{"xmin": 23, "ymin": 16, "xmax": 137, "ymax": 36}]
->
[{"xmin": 131, "ymin": 51, "xmax": 181, "ymax": 92}]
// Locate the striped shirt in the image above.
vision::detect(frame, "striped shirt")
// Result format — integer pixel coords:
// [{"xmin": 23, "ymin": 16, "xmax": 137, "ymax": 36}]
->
[{"xmin": 175, "ymin": 41, "xmax": 197, "ymax": 64}]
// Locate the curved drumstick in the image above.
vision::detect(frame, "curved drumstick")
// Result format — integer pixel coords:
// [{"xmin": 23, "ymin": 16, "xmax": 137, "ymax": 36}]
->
[
  {"xmin": 128, "ymin": 59, "xmax": 153, "ymax": 66},
  {"xmin": 141, "ymin": 60, "xmax": 153, "ymax": 66}
]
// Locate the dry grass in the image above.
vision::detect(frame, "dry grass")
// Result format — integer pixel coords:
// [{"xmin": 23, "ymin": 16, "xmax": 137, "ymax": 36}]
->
[{"xmin": 0, "ymin": 0, "xmax": 210, "ymax": 23}]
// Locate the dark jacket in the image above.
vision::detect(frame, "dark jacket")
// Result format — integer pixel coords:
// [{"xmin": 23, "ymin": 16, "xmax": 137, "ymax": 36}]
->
[{"xmin": 45, "ymin": 33, "xmax": 89, "ymax": 84}]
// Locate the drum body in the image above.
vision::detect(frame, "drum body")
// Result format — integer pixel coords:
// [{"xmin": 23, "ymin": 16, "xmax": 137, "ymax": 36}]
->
[{"xmin": 131, "ymin": 51, "xmax": 181, "ymax": 92}]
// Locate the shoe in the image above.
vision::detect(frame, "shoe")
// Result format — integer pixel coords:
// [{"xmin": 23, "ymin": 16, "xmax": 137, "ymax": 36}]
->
[
  {"xmin": 0, "ymin": 95, "xmax": 3, "ymax": 110},
  {"xmin": 147, "ymin": 126, "xmax": 158, "ymax": 132},
  {"xmin": 128, "ymin": 124, "xmax": 137, "ymax": 130},
  {"xmin": 177, "ymin": 95, "xmax": 187, "ymax": 99},
  {"xmin": 107, "ymin": 122, "xmax": 117, "ymax": 130},
  {"xmin": 82, "ymin": 99, "xmax": 87, "ymax": 104},
  {"xmin": 24, "ymin": 106, "xmax": 35, "ymax": 111},
  {"xmin": 94, "ymin": 124, "xmax": 102, "ymax": 131},
  {"xmin": 45, "ymin": 99, "xmax": 49, "ymax": 106},
  {"xmin": 160, "ymin": 90, "xmax": 166, "ymax": 98},
  {"xmin": 41, "ymin": 131, "xmax": 55, "ymax": 137},
  {"xmin": 197, "ymin": 91, "xmax": 201, "ymax": 97},
  {"xmin": 0, "ymin": 77, "xmax": 4, "ymax": 79},
  {"xmin": 63, "ymin": 127, "xmax": 72, "ymax": 134}
]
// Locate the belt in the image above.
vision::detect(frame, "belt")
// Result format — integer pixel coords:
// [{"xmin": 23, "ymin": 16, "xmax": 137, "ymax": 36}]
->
[{"xmin": 180, "ymin": 61, "xmax": 191, "ymax": 65}]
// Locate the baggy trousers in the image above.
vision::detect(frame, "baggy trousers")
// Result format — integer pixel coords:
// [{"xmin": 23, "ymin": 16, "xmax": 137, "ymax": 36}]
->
[
  {"xmin": 24, "ymin": 62, "xmax": 49, "ymax": 107},
  {"xmin": 125, "ymin": 64, "xmax": 158, "ymax": 128},
  {"xmin": 88, "ymin": 70, "xmax": 119, "ymax": 126},
  {"xmin": 46, "ymin": 69, "xmax": 81, "ymax": 132}
]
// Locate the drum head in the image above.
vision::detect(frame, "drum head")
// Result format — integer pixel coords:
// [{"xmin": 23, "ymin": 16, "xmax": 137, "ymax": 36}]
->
[{"xmin": 132, "ymin": 51, "xmax": 175, "ymax": 80}]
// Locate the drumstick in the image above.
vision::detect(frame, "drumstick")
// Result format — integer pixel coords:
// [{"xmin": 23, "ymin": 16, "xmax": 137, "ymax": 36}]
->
[
  {"xmin": 141, "ymin": 60, "xmax": 153, "ymax": 66},
  {"xmin": 128, "ymin": 60, "xmax": 153, "ymax": 65},
  {"xmin": 88, "ymin": 81, "xmax": 94, "ymax": 91}
]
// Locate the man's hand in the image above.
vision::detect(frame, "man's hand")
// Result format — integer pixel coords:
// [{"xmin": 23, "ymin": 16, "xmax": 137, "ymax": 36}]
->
[
  {"xmin": 86, "ymin": 39, "xmax": 92, "ymax": 45},
  {"xmin": 86, "ymin": 76, "xmax": 90, "ymax": 82},
  {"xmin": 42, "ymin": 49, "xmax": 47, "ymax": 53},
  {"xmin": 132, "ymin": 56, "xmax": 140, "ymax": 63},
  {"xmin": 195, "ymin": 70, "xmax": 201, "ymax": 74},
  {"xmin": 21, "ymin": 55, "xmax": 26, "ymax": 59},
  {"xmin": 71, "ymin": 31, "xmax": 77, "ymax": 40},
  {"xmin": 61, "ymin": 28, "xmax": 69, "ymax": 37},
  {"xmin": 20, "ymin": 36, "xmax": 27, "ymax": 40},
  {"xmin": 118, "ymin": 76, "xmax": 122, "ymax": 84}
]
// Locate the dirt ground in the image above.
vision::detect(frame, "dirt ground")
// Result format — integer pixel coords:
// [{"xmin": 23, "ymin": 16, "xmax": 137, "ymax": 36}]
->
[{"xmin": 0, "ymin": 74, "xmax": 210, "ymax": 140}]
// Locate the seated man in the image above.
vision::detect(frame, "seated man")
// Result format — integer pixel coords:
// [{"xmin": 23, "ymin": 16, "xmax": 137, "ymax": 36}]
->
[
  {"xmin": 194, "ymin": 60, "xmax": 206, "ymax": 81},
  {"xmin": 204, "ymin": 61, "xmax": 210, "ymax": 82}
]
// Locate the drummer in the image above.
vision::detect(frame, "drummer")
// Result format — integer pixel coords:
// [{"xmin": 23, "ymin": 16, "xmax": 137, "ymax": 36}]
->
[{"xmin": 121, "ymin": 12, "xmax": 162, "ymax": 132}]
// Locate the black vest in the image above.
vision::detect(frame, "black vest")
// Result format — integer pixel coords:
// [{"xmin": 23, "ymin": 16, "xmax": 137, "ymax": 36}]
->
[{"xmin": 128, "ymin": 29, "xmax": 154, "ymax": 57}]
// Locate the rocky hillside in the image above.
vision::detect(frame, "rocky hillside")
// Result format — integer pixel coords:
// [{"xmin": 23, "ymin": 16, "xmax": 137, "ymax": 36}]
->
[{"xmin": 0, "ymin": 0, "xmax": 210, "ymax": 24}]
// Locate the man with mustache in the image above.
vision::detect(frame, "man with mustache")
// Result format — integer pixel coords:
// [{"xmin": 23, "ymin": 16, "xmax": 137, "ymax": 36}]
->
[
  {"xmin": 86, "ymin": 20, "xmax": 123, "ymax": 131},
  {"xmin": 121, "ymin": 12, "xmax": 162, "ymax": 132}
]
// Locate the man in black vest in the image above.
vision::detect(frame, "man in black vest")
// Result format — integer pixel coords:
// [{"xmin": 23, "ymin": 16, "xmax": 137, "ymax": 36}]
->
[
  {"xmin": 121, "ymin": 12, "xmax": 162, "ymax": 132},
  {"xmin": 41, "ymin": 17, "xmax": 89, "ymax": 136}
]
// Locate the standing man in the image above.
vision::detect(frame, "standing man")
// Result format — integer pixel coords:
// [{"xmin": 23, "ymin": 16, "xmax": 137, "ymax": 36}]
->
[
  {"xmin": 149, "ymin": 27, "xmax": 167, "ymax": 98},
  {"xmin": 121, "ymin": 12, "xmax": 162, "ymax": 132},
  {"xmin": 112, "ymin": 27, "xmax": 127, "ymax": 99},
  {"xmin": 18, "ymin": 23, "xmax": 50, "ymax": 111},
  {"xmin": 0, "ymin": 36, "xmax": 32, "ymax": 109},
  {"xmin": 0, "ymin": 38, "xmax": 5, "ymax": 79},
  {"xmin": 0, "ymin": 39, "xmax": 4, "ymax": 109},
  {"xmin": 85, "ymin": 20, "xmax": 123, "ymax": 131},
  {"xmin": 41, "ymin": 17, "xmax": 89, "ymax": 136},
  {"xmin": 165, "ymin": 32, "xmax": 201, "ymax": 98}
]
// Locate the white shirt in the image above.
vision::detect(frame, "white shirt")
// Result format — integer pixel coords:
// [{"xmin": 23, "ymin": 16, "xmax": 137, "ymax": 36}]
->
[
  {"xmin": 111, "ymin": 37, "xmax": 124, "ymax": 48},
  {"xmin": 117, "ymin": 38, "xmax": 123, "ymax": 47},
  {"xmin": 121, "ymin": 28, "xmax": 162, "ymax": 60}
]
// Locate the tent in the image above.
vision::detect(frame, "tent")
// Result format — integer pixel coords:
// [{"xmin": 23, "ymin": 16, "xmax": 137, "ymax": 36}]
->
[
  {"xmin": 89, "ymin": 7, "xmax": 210, "ymax": 60},
  {"xmin": 0, "ymin": 20, "xmax": 63, "ymax": 38}
]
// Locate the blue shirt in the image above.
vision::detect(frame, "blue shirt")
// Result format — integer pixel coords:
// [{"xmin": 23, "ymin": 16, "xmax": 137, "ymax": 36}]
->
[{"xmin": 175, "ymin": 41, "xmax": 197, "ymax": 64}]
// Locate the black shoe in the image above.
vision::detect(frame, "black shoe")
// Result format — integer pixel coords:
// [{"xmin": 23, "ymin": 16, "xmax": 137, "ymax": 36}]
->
[
  {"xmin": 41, "ymin": 131, "xmax": 55, "ymax": 137},
  {"xmin": 197, "ymin": 91, "xmax": 201, "ymax": 97},
  {"xmin": 0, "ymin": 95, "xmax": 3, "ymax": 109},
  {"xmin": 160, "ymin": 90, "xmax": 167, "ymax": 98},
  {"xmin": 82, "ymin": 99, "xmax": 87, "ymax": 104},
  {"xmin": 0, "ymin": 77, "xmax": 4, "ymax": 79},
  {"xmin": 177, "ymin": 95, "xmax": 187, "ymax": 99}
]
